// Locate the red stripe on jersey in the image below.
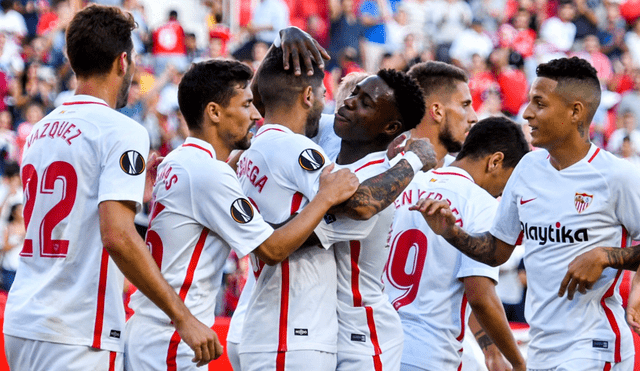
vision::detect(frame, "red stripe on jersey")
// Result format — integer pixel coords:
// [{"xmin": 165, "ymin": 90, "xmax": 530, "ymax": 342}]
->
[
  {"xmin": 365, "ymin": 306, "xmax": 383, "ymax": 355},
  {"xmin": 276, "ymin": 351, "xmax": 286, "ymax": 371},
  {"xmin": 290, "ymin": 192, "xmax": 303, "ymax": 215},
  {"xmin": 92, "ymin": 248, "xmax": 110, "ymax": 348},
  {"xmin": 372, "ymin": 354, "xmax": 383, "ymax": 371},
  {"xmin": 182, "ymin": 143, "xmax": 213, "ymax": 158},
  {"xmin": 256, "ymin": 127, "xmax": 285, "ymax": 138},
  {"xmin": 178, "ymin": 228, "xmax": 209, "ymax": 301},
  {"xmin": 62, "ymin": 101, "xmax": 109, "ymax": 107},
  {"xmin": 457, "ymin": 361, "xmax": 463, "ymax": 371},
  {"xmin": 456, "ymin": 294, "xmax": 468, "ymax": 342},
  {"xmin": 350, "ymin": 241, "xmax": 363, "ymax": 307},
  {"xmin": 588, "ymin": 147, "xmax": 601, "ymax": 163},
  {"xmin": 166, "ymin": 330, "xmax": 182, "ymax": 371},
  {"xmin": 109, "ymin": 351, "xmax": 116, "ymax": 371},
  {"xmin": 432, "ymin": 171, "xmax": 474, "ymax": 183},
  {"xmin": 354, "ymin": 159, "xmax": 385, "ymax": 173},
  {"xmin": 601, "ymin": 227, "xmax": 627, "ymax": 363},
  {"xmin": 277, "ymin": 258, "xmax": 290, "ymax": 354},
  {"xmin": 603, "ymin": 362, "xmax": 612, "ymax": 371},
  {"xmin": 515, "ymin": 231, "xmax": 524, "ymax": 246}
]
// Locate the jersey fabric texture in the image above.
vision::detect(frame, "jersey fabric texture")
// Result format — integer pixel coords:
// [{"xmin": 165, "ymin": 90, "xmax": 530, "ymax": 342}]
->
[
  {"xmin": 490, "ymin": 145, "xmax": 639, "ymax": 368},
  {"xmin": 237, "ymin": 124, "xmax": 338, "ymax": 356},
  {"xmin": 385, "ymin": 166, "xmax": 499, "ymax": 370},
  {"xmin": 4, "ymin": 95, "xmax": 149, "ymax": 352}
]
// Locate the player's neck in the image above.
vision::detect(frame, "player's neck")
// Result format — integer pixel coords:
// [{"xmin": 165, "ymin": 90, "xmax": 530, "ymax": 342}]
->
[
  {"xmin": 75, "ymin": 76, "xmax": 118, "ymax": 109},
  {"xmin": 336, "ymin": 139, "xmax": 388, "ymax": 165},
  {"xmin": 264, "ymin": 108, "xmax": 306, "ymax": 135},
  {"xmin": 409, "ymin": 125, "xmax": 448, "ymax": 163},
  {"xmin": 547, "ymin": 139, "xmax": 592, "ymax": 171}
]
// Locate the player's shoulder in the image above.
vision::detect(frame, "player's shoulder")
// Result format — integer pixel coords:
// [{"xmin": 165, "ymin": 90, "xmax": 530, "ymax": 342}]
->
[
  {"xmin": 252, "ymin": 124, "xmax": 328, "ymax": 171},
  {"xmin": 589, "ymin": 146, "xmax": 640, "ymax": 181}
]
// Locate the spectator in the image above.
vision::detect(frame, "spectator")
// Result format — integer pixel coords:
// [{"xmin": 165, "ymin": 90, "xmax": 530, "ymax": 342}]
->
[
  {"xmin": 328, "ymin": 0, "xmax": 365, "ymax": 71},
  {"xmin": 151, "ymin": 10, "xmax": 188, "ymax": 74},
  {"xmin": 232, "ymin": 0, "xmax": 289, "ymax": 61},
  {"xmin": 1, "ymin": 202, "xmax": 24, "ymax": 292},
  {"xmin": 399, "ymin": 0, "xmax": 430, "ymax": 49},
  {"xmin": 608, "ymin": 110, "xmax": 640, "ymax": 154},
  {"xmin": 0, "ymin": 31, "xmax": 24, "ymax": 77},
  {"xmin": 468, "ymin": 53, "xmax": 499, "ymax": 112},
  {"xmin": 359, "ymin": 0, "xmax": 393, "ymax": 72},
  {"xmin": 499, "ymin": 7, "xmax": 537, "ymax": 59},
  {"xmin": 617, "ymin": 68, "xmax": 640, "ymax": 128},
  {"xmin": 573, "ymin": 0, "xmax": 600, "ymax": 42},
  {"xmin": 385, "ymin": 6, "xmax": 411, "ymax": 53},
  {"xmin": 573, "ymin": 34, "xmax": 613, "ymax": 86},
  {"xmin": 619, "ymin": 0, "xmax": 640, "ymax": 26},
  {"xmin": 206, "ymin": 27, "xmax": 231, "ymax": 59},
  {"xmin": 620, "ymin": 135, "xmax": 640, "ymax": 166},
  {"xmin": 429, "ymin": 0, "xmax": 473, "ymax": 63},
  {"xmin": 14, "ymin": 101, "xmax": 42, "ymax": 162},
  {"xmin": 185, "ymin": 32, "xmax": 204, "ymax": 63},
  {"xmin": 449, "ymin": 19, "xmax": 494, "ymax": 70},
  {"xmin": 0, "ymin": 0, "xmax": 27, "ymax": 40},
  {"xmin": 539, "ymin": 0, "xmax": 577, "ymax": 53},
  {"xmin": 598, "ymin": 0, "xmax": 627, "ymax": 61},
  {"xmin": 489, "ymin": 47, "xmax": 528, "ymax": 117},
  {"xmin": 0, "ymin": 110, "xmax": 16, "ymax": 166},
  {"xmin": 609, "ymin": 51, "xmax": 636, "ymax": 93},
  {"xmin": 626, "ymin": 17, "xmax": 640, "ymax": 68}
]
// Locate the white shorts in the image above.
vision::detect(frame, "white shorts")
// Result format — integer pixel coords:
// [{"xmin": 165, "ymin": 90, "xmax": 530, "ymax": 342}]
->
[
  {"xmin": 240, "ymin": 350, "xmax": 337, "ymax": 371},
  {"xmin": 337, "ymin": 342, "xmax": 403, "ymax": 371},
  {"xmin": 124, "ymin": 314, "xmax": 200, "ymax": 371},
  {"xmin": 5, "ymin": 335, "xmax": 122, "ymax": 371},
  {"xmin": 227, "ymin": 341, "xmax": 241, "ymax": 371},
  {"xmin": 528, "ymin": 356, "xmax": 634, "ymax": 371}
]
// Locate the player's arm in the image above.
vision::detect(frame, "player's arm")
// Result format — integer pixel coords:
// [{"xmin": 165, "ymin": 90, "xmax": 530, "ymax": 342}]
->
[
  {"xmin": 626, "ymin": 269, "xmax": 640, "ymax": 335},
  {"xmin": 410, "ymin": 198, "xmax": 515, "ymax": 266},
  {"xmin": 333, "ymin": 138, "xmax": 438, "ymax": 221},
  {"xmin": 253, "ymin": 164, "xmax": 359, "ymax": 265},
  {"xmin": 465, "ymin": 277, "xmax": 526, "ymax": 371},
  {"xmin": 99, "ymin": 200, "xmax": 222, "ymax": 367},
  {"xmin": 558, "ymin": 245, "xmax": 640, "ymax": 300}
]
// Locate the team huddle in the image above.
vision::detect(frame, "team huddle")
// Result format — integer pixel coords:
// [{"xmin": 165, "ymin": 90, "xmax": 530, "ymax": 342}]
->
[{"xmin": 4, "ymin": 4, "xmax": 640, "ymax": 371}]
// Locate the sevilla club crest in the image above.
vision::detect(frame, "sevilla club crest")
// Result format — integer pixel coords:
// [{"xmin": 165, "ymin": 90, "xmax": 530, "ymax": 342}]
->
[{"xmin": 574, "ymin": 192, "xmax": 593, "ymax": 214}]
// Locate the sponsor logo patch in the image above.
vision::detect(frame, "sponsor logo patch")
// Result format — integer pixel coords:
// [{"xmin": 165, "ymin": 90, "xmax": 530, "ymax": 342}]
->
[
  {"xmin": 120, "ymin": 150, "xmax": 145, "ymax": 176},
  {"xmin": 298, "ymin": 149, "xmax": 325, "ymax": 171},
  {"xmin": 351, "ymin": 334, "xmax": 366, "ymax": 342},
  {"xmin": 294, "ymin": 328, "xmax": 308, "ymax": 336},
  {"xmin": 231, "ymin": 198, "xmax": 254, "ymax": 224},
  {"xmin": 592, "ymin": 340, "xmax": 608, "ymax": 349},
  {"xmin": 574, "ymin": 192, "xmax": 593, "ymax": 214},
  {"xmin": 110, "ymin": 330, "xmax": 121, "ymax": 339}
]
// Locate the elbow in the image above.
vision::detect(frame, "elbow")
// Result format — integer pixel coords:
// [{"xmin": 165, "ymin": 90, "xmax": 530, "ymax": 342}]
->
[
  {"xmin": 346, "ymin": 207, "xmax": 376, "ymax": 221},
  {"xmin": 256, "ymin": 245, "xmax": 286, "ymax": 266}
]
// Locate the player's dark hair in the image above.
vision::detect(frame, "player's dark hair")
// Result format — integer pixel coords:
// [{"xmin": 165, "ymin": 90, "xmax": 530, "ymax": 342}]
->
[
  {"xmin": 376, "ymin": 69, "xmax": 425, "ymax": 132},
  {"xmin": 66, "ymin": 5, "xmax": 136, "ymax": 78},
  {"xmin": 536, "ymin": 57, "xmax": 601, "ymax": 122},
  {"xmin": 408, "ymin": 61, "xmax": 468, "ymax": 100},
  {"xmin": 257, "ymin": 46, "xmax": 324, "ymax": 108},
  {"xmin": 178, "ymin": 59, "xmax": 253, "ymax": 131},
  {"xmin": 3, "ymin": 161, "xmax": 19, "ymax": 178},
  {"xmin": 456, "ymin": 116, "xmax": 529, "ymax": 168}
]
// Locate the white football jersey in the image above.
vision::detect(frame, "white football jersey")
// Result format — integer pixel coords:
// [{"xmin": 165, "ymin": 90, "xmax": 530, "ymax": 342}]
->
[
  {"xmin": 490, "ymin": 145, "xmax": 640, "ymax": 368},
  {"xmin": 318, "ymin": 151, "xmax": 404, "ymax": 356},
  {"xmin": 128, "ymin": 137, "xmax": 273, "ymax": 327},
  {"xmin": 4, "ymin": 95, "xmax": 149, "ymax": 352},
  {"xmin": 227, "ymin": 270, "xmax": 255, "ymax": 344},
  {"xmin": 384, "ymin": 166, "xmax": 499, "ymax": 370},
  {"xmin": 237, "ymin": 124, "xmax": 338, "ymax": 354}
]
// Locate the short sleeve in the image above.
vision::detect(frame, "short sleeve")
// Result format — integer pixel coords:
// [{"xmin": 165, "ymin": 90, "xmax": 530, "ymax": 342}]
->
[
  {"xmin": 99, "ymin": 123, "xmax": 150, "ymax": 212},
  {"xmin": 490, "ymin": 165, "xmax": 523, "ymax": 245},
  {"xmin": 284, "ymin": 142, "xmax": 332, "ymax": 201},
  {"xmin": 314, "ymin": 215, "xmax": 379, "ymax": 249},
  {"xmin": 192, "ymin": 165, "xmax": 274, "ymax": 258},
  {"xmin": 612, "ymin": 163, "xmax": 640, "ymax": 240}
]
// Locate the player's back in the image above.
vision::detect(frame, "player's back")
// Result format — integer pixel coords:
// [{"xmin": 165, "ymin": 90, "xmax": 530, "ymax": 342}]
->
[
  {"xmin": 237, "ymin": 124, "xmax": 338, "ymax": 354},
  {"xmin": 4, "ymin": 95, "xmax": 149, "ymax": 352},
  {"xmin": 385, "ymin": 167, "xmax": 499, "ymax": 369}
]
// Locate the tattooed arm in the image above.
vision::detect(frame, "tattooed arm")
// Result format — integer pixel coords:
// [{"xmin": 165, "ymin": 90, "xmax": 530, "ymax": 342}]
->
[
  {"xmin": 558, "ymin": 245, "xmax": 640, "ymax": 300},
  {"xmin": 466, "ymin": 277, "xmax": 526, "ymax": 371},
  {"xmin": 410, "ymin": 198, "xmax": 515, "ymax": 266},
  {"xmin": 332, "ymin": 138, "xmax": 438, "ymax": 220}
]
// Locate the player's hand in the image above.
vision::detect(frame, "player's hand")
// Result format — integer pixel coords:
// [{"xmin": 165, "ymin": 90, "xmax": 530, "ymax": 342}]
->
[
  {"xmin": 386, "ymin": 133, "xmax": 406, "ymax": 160},
  {"xmin": 318, "ymin": 163, "xmax": 359, "ymax": 205},
  {"xmin": 280, "ymin": 26, "xmax": 330, "ymax": 76},
  {"xmin": 558, "ymin": 247, "xmax": 607, "ymax": 300},
  {"xmin": 409, "ymin": 198, "xmax": 456, "ymax": 238},
  {"xmin": 627, "ymin": 272, "xmax": 640, "ymax": 334},
  {"xmin": 405, "ymin": 137, "xmax": 438, "ymax": 172},
  {"xmin": 175, "ymin": 315, "xmax": 224, "ymax": 367},
  {"xmin": 144, "ymin": 151, "xmax": 164, "ymax": 203},
  {"xmin": 483, "ymin": 347, "xmax": 513, "ymax": 371}
]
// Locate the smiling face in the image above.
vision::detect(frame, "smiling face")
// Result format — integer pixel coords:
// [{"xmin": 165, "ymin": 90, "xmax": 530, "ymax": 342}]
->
[
  {"xmin": 522, "ymin": 77, "xmax": 575, "ymax": 151},
  {"xmin": 333, "ymin": 75, "xmax": 400, "ymax": 142}
]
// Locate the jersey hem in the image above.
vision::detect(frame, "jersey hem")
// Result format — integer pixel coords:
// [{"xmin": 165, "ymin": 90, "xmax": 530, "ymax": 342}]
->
[{"xmin": 3, "ymin": 327, "xmax": 122, "ymax": 352}]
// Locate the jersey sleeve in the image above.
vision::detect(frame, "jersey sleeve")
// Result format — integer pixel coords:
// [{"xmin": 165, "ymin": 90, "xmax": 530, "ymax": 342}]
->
[
  {"xmin": 283, "ymin": 140, "xmax": 332, "ymax": 201},
  {"xmin": 314, "ymin": 215, "xmax": 379, "ymax": 249},
  {"xmin": 192, "ymin": 163, "xmax": 274, "ymax": 258},
  {"xmin": 612, "ymin": 161, "xmax": 640, "ymax": 240},
  {"xmin": 98, "ymin": 123, "xmax": 150, "ymax": 212},
  {"xmin": 490, "ymin": 163, "xmax": 523, "ymax": 245}
]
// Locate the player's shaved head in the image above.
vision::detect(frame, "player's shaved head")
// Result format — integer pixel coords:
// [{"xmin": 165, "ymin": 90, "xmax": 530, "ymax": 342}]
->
[
  {"xmin": 456, "ymin": 116, "xmax": 529, "ymax": 168},
  {"xmin": 536, "ymin": 57, "xmax": 601, "ymax": 124},
  {"xmin": 178, "ymin": 59, "xmax": 253, "ymax": 131},
  {"xmin": 408, "ymin": 61, "xmax": 468, "ymax": 103},
  {"xmin": 257, "ymin": 46, "xmax": 324, "ymax": 109}
]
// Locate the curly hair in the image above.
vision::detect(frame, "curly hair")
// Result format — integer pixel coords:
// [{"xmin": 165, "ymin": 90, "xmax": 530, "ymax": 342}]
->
[
  {"xmin": 536, "ymin": 57, "xmax": 601, "ymax": 121},
  {"xmin": 66, "ymin": 5, "xmax": 136, "ymax": 78},
  {"xmin": 178, "ymin": 59, "xmax": 253, "ymax": 131},
  {"xmin": 376, "ymin": 69, "xmax": 425, "ymax": 132}
]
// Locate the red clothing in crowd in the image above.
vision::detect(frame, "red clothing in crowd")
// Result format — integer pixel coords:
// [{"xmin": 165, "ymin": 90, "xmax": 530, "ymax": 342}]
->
[
  {"xmin": 152, "ymin": 20, "xmax": 186, "ymax": 55},
  {"xmin": 497, "ymin": 68, "xmax": 528, "ymax": 116},
  {"xmin": 469, "ymin": 70, "xmax": 498, "ymax": 112},
  {"xmin": 620, "ymin": 0, "xmax": 640, "ymax": 26},
  {"xmin": 499, "ymin": 24, "xmax": 536, "ymax": 58}
]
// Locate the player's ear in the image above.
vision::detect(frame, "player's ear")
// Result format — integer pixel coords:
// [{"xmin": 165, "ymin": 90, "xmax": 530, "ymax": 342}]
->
[
  {"xmin": 430, "ymin": 102, "xmax": 443, "ymax": 124},
  {"xmin": 117, "ymin": 52, "xmax": 128, "ymax": 77},
  {"xmin": 206, "ymin": 101, "xmax": 221, "ymax": 125},
  {"xmin": 302, "ymin": 86, "xmax": 313, "ymax": 109},
  {"xmin": 570, "ymin": 100, "xmax": 586, "ymax": 124},
  {"xmin": 487, "ymin": 152, "xmax": 504, "ymax": 173},
  {"xmin": 383, "ymin": 120, "xmax": 403, "ymax": 138}
]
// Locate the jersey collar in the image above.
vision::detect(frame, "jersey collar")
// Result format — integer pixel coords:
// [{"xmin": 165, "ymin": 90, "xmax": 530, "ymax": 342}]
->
[
  {"xmin": 432, "ymin": 166, "xmax": 475, "ymax": 183},
  {"xmin": 182, "ymin": 137, "xmax": 215, "ymax": 158},
  {"xmin": 61, "ymin": 94, "xmax": 109, "ymax": 107},
  {"xmin": 255, "ymin": 123, "xmax": 293, "ymax": 137}
]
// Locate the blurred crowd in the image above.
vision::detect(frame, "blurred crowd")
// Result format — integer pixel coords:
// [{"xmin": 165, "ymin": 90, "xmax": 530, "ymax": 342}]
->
[{"xmin": 1, "ymin": 0, "xmax": 640, "ymax": 315}]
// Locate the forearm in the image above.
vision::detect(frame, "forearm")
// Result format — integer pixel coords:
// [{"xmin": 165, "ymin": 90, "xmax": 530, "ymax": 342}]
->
[
  {"xmin": 599, "ymin": 245, "xmax": 640, "ymax": 271},
  {"xmin": 335, "ymin": 158, "xmax": 414, "ymax": 220},
  {"xmin": 443, "ymin": 228, "xmax": 508, "ymax": 267}
]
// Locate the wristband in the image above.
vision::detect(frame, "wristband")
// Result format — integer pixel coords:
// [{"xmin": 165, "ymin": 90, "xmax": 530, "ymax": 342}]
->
[{"xmin": 404, "ymin": 151, "xmax": 424, "ymax": 174}]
